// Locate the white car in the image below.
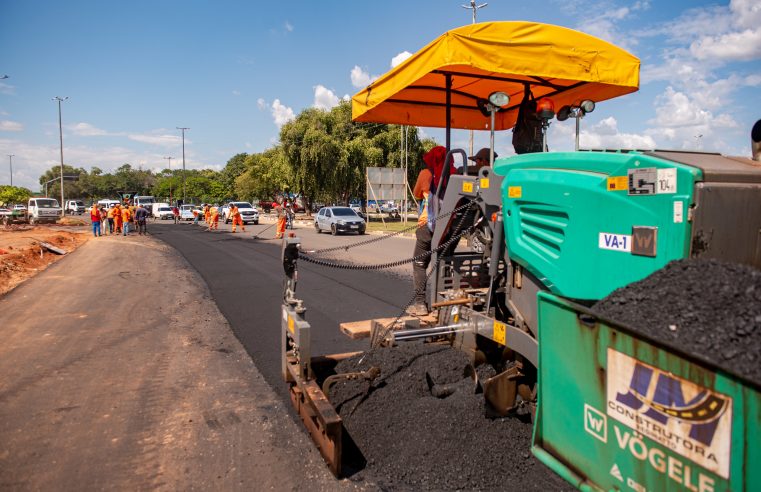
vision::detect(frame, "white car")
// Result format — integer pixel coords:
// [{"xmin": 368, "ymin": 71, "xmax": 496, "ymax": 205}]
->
[
  {"xmin": 180, "ymin": 205, "xmax": 196, "ymax": 221},
  {"xmin": 12, "ymin": 204, "xmax": 26, "ymax": 212},
  {"xmin": 223, "ymin": 201, "xmax": 259, "ymax": 225},
  {"xmin": 156, "ymin": 206, "xmax": 175, "ymax": 220}
]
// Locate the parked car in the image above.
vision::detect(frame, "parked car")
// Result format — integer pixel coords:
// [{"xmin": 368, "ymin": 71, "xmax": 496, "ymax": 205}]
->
[
  {"xmin": 151, "ymin": 202, "xmax": 170, "ymax": 218},
  {"xmin": 179, "ymin": 204, "xmax": 196, "ymax": 221},
  {"xmin": 224, "ymin": 201, "xmax": 259, "ymax": 225},
  {"xmin": 12, "ymin": 204, "xmax": 26, "ymax": 212},
  {"xmin": 314, "ymin": 206, "xmax": 366, "ymax": 235},
  {"xmin": 156, "ymin": 206, "xmax": 174, "ymax": 220},
  {"xmin": 65, "ymin": 200, "xmax": 86, "ymax": 215}
]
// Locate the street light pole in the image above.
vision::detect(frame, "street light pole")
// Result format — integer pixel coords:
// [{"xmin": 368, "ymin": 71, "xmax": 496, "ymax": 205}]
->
[
  {"xmin": 7, "ymin": 154, "xmax": 14, "ymax": 187},
  {"xmin": 53, "ymin": 96, "xmax": 68, "ymax": 215},
  {"xmin": 163, "ymin": 156, "xmax": 173, "ymax": 204},
  {"xmin": 176, "ymin": 127, "xmax": 189, "ymax": 204}
]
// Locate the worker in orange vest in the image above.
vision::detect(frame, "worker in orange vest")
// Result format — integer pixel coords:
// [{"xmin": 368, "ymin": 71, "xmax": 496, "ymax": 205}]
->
[
  {"xmin": 230, "ymin": 204, "xmax": 245, "ymax": 233},
  {"xmin": 207, "ymin": 205, "xmax": 220, "ymax": 231},
  {"xmin": 113, "ymin": 204, "xmax": 123, "ymax": 233},
  {"xmin": 274, "ymin": 198, "xmax": 287, "ymax": 239},
  {"xmin": 203, "ymin": 204, "xmax": 211, "ymax": 224},
  {"xmin": 121, "ymin": 205, "xmax": 132, "ymax": 236}
]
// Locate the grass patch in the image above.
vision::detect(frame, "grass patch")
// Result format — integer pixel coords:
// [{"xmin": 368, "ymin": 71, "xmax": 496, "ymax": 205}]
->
[{"xmin": 366, "ymin": 218, "xmax": 419, "ymax": 234}]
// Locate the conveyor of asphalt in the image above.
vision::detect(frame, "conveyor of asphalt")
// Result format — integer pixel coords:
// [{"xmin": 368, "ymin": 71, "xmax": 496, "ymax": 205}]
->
[{"xmin": 151, "ymin": 223, "xmax": 413, "ymax": 401}]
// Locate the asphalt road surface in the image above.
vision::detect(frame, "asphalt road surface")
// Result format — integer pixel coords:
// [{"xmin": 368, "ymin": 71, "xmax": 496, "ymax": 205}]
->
[
  {"xmin": 0, "ymin": 232, "xmax": 367, "ymax": 490},
  {"xmin": 151, "ymin": 220, "xmax": 418, "ymax": 401}
]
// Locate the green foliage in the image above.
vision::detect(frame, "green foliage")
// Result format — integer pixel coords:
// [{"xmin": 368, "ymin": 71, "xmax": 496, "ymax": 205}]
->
[{"xmin": 0, "ymin": 185, "xmax": 33, "ymax": 206}]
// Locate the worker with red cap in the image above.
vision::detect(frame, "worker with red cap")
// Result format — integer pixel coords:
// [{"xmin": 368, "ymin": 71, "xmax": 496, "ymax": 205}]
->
[{"xmin": 408, "ymin": 146, "xmax": 454, "ymax": 316}]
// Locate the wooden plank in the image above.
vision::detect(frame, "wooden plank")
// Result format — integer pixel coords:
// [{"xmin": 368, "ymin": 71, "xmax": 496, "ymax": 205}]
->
[{"xmin": 340, "ymin": 315, "xmax": 437, "ymax": 339}]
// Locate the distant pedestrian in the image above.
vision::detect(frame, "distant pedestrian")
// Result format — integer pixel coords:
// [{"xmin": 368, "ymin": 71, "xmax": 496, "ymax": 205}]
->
[
  {"xmin": 172, "ymin": 206, "xmax": 179, "ymax": 224},
  {"xmin": 89, "ymin": 204, "xmax": 101, "ymax": 237},
  {"xmin": 135, "ymin": 204, "xmax": 149, "ymax": 235},
  {"xmin": 99, "ymin": 207, "xmax": 109, "ymax": 235},
  {"xmin": 121, "ymin": 205, "xmax": 132, "ymax": 236},
  {"xmin": 273, "ymin": 199, "xmax": 286, "ymax": 239}
]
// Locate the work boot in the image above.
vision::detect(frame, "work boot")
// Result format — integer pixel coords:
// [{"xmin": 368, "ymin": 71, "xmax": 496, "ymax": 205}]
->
[{"xmin": 406, "ymin": 302, "xmax": 429, "ymax": 317}]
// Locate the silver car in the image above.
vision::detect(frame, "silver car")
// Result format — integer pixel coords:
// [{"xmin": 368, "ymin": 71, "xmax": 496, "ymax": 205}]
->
[{"xmin": 314, "ymin": 206, "xmax": 366, "ymax": 235}]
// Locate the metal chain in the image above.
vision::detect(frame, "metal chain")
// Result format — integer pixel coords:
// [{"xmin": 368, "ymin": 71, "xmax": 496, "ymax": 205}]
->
[
  {"xmin": 369, "ymin": 204, "xmax": 481, "ymax": 350},
  {"xmin": 305, "ymin": 199, "xmax": 476, "ymax": 255}
]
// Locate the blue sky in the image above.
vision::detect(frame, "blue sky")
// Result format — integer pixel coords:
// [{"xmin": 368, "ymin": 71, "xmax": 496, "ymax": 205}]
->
[{"xmin": 1, "ymin": 0, "xmax": 759, "ymax": 191}]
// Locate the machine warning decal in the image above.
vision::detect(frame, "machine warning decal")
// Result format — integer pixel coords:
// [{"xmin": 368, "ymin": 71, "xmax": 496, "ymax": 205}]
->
[
  {"xmin": 674, "ymin": 201, "xmax": 684, "ymax": 223},
  {"xmin": 606, "ymin": 349, "xmax": 732, "ymax": 478},
  {"xmin": 508, "ymin": 186, "xmax": 522, "ymax": 198},
  {"xmin": 480, "ymin": 178, "xmax": 490, "ymax": 189},
  {"xmin": 462, "ymin": 182, "xmax": 474, "ymax": 193},
  {"xmin": 657, "ymin": 168, "xmax": 677, "ymax": 194},
  {"xmin": 607, "ymin": 176, "xmax": 628, "ymax": 191},
  {"xmin": 628, "ymin": 167, "xmax": 657, "ymax": 195},
  {"xmin": 493, "ymin": 321, "xmax": 506, "ymax": 345},
  {"xmin": 599, "ymin": 233, "xmax": 631, "ymax": 252},
  {"xmin": 288, "ymin": 315, "xmax": 295, "ymax": 334}
]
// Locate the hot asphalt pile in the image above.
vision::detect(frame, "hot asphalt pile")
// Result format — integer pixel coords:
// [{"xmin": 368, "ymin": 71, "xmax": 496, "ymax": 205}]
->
[
  {"xmin": 329, "ymin": 342, "xmax": 567, "ymax": 491},
  {"xmin": 594, "ymin": 258, "xmax": 761, "ymax": 384}
]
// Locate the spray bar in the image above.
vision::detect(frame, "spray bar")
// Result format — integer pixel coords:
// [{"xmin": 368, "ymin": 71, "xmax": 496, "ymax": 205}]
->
[{"xmin": 392, "ymin": 323, "xmax": 470, "ymax": 342}]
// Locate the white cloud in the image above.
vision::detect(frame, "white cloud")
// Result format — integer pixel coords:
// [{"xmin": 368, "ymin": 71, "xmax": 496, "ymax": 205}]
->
[
  {"xmin": 391, "ymin": 51, "xmax": 412, "ymax": 68},
  {"xmin": 284, "ymin": 21, "xmax": 294, "ymax": 32},
  {"xmin": 0, "ymin": 120, "xmax": 23, "ymax": 132},
  {"xmin": 350, "ymin": 65, "xmax": 377, "ymax": 88},
  {"xmin": 232, "ymin": 90, "xmax": 241, "ymax": 96},
  {"xmin": 651, "ymin": 87, "xmax": 711, "ymax": 128},
  {"xmin": 690, "ymin": 29, "xmax": 761, "ymax": 62},
  {"xmin": 127, "ymin": 132, "xmax": 182, "ymax": 147},
  {"xmin": 270, "ymin": 99, "xmax": 295, "ymax": 127},
  {"xmin": 257, "ymin": 98, "xmax": 267, "ymax": 110},
  {"xmin": 68, "ymin": 122, "xmax": 109, "ymax": 136},
  {"xmin": 581, "ymin": 117, "xmax": 656, "ymax": 149},
  {"xmin": 313, "ymin": 85, "xmax": 339, "ymax": 110}
]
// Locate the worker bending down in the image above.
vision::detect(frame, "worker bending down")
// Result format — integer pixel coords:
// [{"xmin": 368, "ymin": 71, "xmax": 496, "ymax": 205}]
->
[
  {"xmin": 203, "ymin": 204, "xmax": 211, "ymax": 224},
  {"xmin": 230, "ymin": 204, "xmax": 245, "ymax": 233},
  {"xmin": 207, "ymin": 205, "xmax": 220, "ymax": 231}
]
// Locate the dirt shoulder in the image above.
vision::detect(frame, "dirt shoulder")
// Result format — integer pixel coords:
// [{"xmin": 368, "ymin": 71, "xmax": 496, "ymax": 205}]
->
[
  {"xmin": 0, "ymin": 224, "xmax": 90, "ymax": 295},
  {"xmin": 0, "ymin": 233, "xmax": 364, "ymax": 490}
]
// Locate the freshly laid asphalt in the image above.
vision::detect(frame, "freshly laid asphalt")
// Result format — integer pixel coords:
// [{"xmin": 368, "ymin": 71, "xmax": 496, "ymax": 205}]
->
[{"xmin": 151, "ymin": 221, "xmax": 414, "ymax": 401}]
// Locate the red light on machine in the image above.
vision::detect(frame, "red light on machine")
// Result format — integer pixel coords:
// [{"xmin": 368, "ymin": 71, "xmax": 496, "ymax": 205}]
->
[{"xmin": 536, "ymin": 97, "xmax": 555, "ymax": 120}]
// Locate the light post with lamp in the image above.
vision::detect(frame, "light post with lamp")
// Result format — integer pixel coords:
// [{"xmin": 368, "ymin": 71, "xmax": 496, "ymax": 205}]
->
[
  {"xmin": 53, "ymin": 96, "xmax": 68, "ymax": 217},
  {"xmin": 7, "ymin": 154, "xmax": 14, "ymax": 187},
  {"xmin": 163, "ymin": 156, "xmax": 173, "ymax": 204},
  {"xmin": 176, "ymin": 127, "xmax": 189, "ymax": 204}
]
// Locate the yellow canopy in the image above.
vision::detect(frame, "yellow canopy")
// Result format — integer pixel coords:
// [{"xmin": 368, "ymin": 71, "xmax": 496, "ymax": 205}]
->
[{"xmin": 352, "ymin": 21, "xmax": 640, "ymax": 130}]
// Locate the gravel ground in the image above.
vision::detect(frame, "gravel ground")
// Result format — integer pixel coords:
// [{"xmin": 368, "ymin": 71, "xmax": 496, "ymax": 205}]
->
[
  {"xmin": 593, "ymin": 258, "xmax": 761, "ymax": 385},
  {"xmin": 329, "ymin": 342, "xmax": 569, "ymax": 491}
]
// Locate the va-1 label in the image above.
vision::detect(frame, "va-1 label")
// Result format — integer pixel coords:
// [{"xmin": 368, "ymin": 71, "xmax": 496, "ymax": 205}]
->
[{"xmin": 599, "ymin": 232, "xmax": 631, "ymax": 252}]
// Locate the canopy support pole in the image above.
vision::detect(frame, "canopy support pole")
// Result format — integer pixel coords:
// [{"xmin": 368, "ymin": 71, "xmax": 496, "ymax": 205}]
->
[{"xmin": 445, "ymin": 74, "xmax": 452, "ymax": 153}]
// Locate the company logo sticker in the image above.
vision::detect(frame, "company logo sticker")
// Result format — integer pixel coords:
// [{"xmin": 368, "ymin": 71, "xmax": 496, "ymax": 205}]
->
[
  {"xmin": 606, "ymin": 349, "xmax": 732, "ymax": 478},
  {"xmin": 584, "ymin": 404, "xmax": 608, "ymax": 443}
]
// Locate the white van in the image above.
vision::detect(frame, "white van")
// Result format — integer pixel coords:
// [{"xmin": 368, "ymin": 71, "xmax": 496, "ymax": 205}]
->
[
  {"xmin": 97, "ymin": 199, "xmax": 121, "ymax": 209},
  {"xmin": 27, "ymin": 197, "xmax": 61, "ymax": 224},
  {"xmin": 152, "ymin": 202, "xmax": 170, "ymax": 218}
]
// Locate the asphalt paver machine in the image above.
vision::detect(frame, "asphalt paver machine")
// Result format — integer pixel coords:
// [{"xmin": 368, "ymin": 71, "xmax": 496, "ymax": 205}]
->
[{"xmin": 282, "ymin": 21, "xmax": 761, "ymax": 489}]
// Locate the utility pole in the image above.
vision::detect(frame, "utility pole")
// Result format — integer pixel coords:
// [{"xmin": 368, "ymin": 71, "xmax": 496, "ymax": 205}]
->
[
  {"xmin": 53, "ymin": 96, "xmax": 68, "ymax": 215},
  {"xmin": 461, "ymin": 1, "xmax": 487, "ymax": 158},
  {"xmin": 7, "ymin": 154, "xmax": 14, "ymax": 187},
  {"xmin": 176, "ymin": 127, "xmax": 189, "ymax": 204},
  {"xmin": 163, "ymin": 156, "xmax": 173, "ymax": 204}
]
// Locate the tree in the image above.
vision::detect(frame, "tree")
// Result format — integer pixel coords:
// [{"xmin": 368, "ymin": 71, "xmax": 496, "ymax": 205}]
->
[
  {"xmin": 0, "ymin": 185, "xmax": 32, "ymax": 206},
  {"xmin": 234, "ymin": 146, "xmax": 292, "ymax": 203},
  {"xmin": 219, "ymin": 153, "xmax": 248, "ymax": 198}
]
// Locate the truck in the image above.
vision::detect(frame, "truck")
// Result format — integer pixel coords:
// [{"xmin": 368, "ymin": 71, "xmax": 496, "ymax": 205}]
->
[
  {"xmin": 278, "ymin": 21, "xmax": 761, "ymax": 489},
  {"xmin": 2, "ymin": 197, "xmax": 62, "ymax": 225},
  {"xmin": 65, "ymin": 200, "xmax": 86, "ymax": 215}
]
